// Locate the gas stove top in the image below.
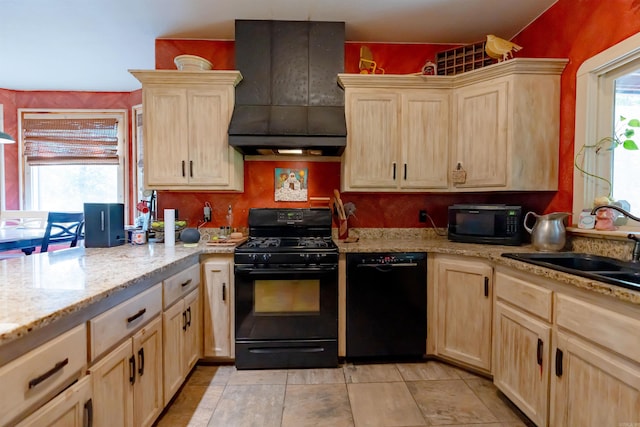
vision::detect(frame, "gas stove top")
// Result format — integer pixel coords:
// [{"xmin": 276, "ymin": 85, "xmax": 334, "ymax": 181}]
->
[{"xmin": 242, "ymin": 236, "xmax": 335, "ymax": 250}]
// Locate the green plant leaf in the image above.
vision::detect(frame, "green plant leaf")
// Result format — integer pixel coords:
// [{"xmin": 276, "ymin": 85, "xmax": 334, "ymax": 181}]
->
[
  {"xmin": 622, "ymin": 139, "xmax": 639, "ymax": 150},
  {"xmin": 627, "ymin": 118, "xmax": 640, "ymax": 127}
]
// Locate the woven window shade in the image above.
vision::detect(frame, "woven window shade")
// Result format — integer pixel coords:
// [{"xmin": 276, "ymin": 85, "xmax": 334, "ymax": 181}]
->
[{"xmin": 23, "ymin": 117, "xmax": 119, "ymax": 165}]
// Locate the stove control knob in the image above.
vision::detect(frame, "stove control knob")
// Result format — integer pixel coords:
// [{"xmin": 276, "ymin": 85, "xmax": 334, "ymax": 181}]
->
[
  {"xmin": 261, "ymin": 253, "xmax": 271, "ymax": 263},
  {"xmin": 311, "ymin": 253, "xmax": 322, "ymax": 263},
  {"xmin": 300, "ymin": 253, "xmax": 311, "ymax": 263},
  {"xmin": 249, "ymin": 254, "xmax": 258, "ymax": 263}
]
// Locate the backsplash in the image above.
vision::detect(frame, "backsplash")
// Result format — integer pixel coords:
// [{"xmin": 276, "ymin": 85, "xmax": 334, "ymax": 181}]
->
[{"xmin": 569, "ymin": 235, "xmax": 636, "ymax": 261}]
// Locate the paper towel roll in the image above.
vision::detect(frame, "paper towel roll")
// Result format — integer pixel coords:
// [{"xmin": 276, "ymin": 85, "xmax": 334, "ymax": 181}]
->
[{"xmin": 164, "ymin": 209, "xmax": 175, "ymax": 246}]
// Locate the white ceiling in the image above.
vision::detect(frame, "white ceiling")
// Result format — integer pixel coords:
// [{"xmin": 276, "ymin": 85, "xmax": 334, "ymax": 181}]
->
[{"xmin": 0, "ymin": 0, "xmax": 556, "ymax": 92}]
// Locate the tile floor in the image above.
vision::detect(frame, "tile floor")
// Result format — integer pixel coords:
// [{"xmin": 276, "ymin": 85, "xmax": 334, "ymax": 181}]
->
[{"xmin": 155, "ymin": 360, "xmax": 533, "ymax": 427}]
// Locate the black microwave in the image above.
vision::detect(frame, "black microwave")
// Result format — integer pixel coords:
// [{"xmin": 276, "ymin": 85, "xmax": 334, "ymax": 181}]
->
[{"xmin": 448, "ymin": 204, "xmax": 522, "ymax": 246}]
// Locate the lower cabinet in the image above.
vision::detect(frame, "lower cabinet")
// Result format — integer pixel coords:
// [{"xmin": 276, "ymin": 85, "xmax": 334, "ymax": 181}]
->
[
  {"xmin": 16, "ymin": 375, "xmax": 92, "ymax": 427},
  {"xmin": 432, "ymin": 254, "xmax": 493, "ymax": 372},
  {"xmin": 89, "ymin": 315, "xmax": 163, "ymax": 427},
  {"xmin": 163, "ymin": 287, "xmax": 201, "ymax": 405},
  {"xmin": 493, "ymin": 270, "xmax": 553, "ymax": 427},
  {"xmin": 550, "ymin": 293, "xmax": 640, "ymax": 426},
  {"xmin": 202, "ymin": 258, "xmax": 233, "ymax": 358}
]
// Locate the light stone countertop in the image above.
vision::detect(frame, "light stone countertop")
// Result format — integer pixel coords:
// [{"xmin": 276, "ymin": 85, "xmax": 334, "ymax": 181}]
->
[{"xmin": 336, "ymin": 237, "xmax": 640, "ymax": 306}]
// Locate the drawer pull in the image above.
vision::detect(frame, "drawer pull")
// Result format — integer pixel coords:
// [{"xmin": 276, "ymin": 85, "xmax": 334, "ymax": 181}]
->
[
  {"xmin": 536, "ymin": 338, "xmax": 543, "ymax": 374},
  {"xmin": 484, "ymin": 277, "xmax": 489, "ymax": 297},
  {"xmin": 555, "ymin": 348, "xmax": 563, "ymax": 377},
  {"xmin": 28, "ymin": 358, "xmax": 69, "ymax": 389},
  {"xmin": 181, "ymin": 279, "xmax": 192, "ymax": 288},
  {"xmin": 138, "ymin": 347, "xmax": 145, "ymax": 376},
  {"xmin": 183, "ymin": 311, "xmax": 188, "ymax": 331},
  {"xmin": 127, "ymin": 308, "xmax": 146, "ymax": 324},
  {"xmin": 222, "ymin": 283, "xmax": 226, "ymax": 301},
  {"xmin": 84, "ymin": 398, "xmax": 93, "ymax": 427},
  {"xmin": 129, "ymin": 355, "xmax": 136, "ymax": 385},
  {"xmin": 186, "ymin": 307, "xmax": 192, "ymax": 327}
]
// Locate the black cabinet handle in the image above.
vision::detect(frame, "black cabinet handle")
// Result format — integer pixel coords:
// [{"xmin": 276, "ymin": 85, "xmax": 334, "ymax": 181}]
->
[
  {"xmin": 189, "ymin": 160, "xmax": 193, "ymax": 178},
  {"xmin": 484, "ymin": 277, "xmax": 489, "ymax": 297},
  {"xmin": 186, "ymin": 307, "xmax": 192, "ymax": 327},
  {"xmin": 84, "ymin": 398, "xmax": 93, "ymax": 427},
  {"xmin": 403, "ymin": 163, "xmax": 407, "ymax": 180},
  {"xmin": 129, "ymin": 355, "xmax": 136, "ymax": 385},
  {"xmin": 138, "ymin": 347, "xmax": 145, "ymax": 376},
  {"xmin": 127, "ymin": 308, "xmax": 146, "ymax": 324},
  {"xmin": 392, "ymin": 162, "xmax": 396, "ymax": 180},
  {"xmin": 181, "ymin": 160, "xmax": 186, "ymax": 177},
  {"xmin": 28, "ymin": 358, "xmax": 69, "ymax": 389},
  {"xmin": 222, "ymin": 283, "xmax": 226, "ymax": 301},
  {"xmin": 182, "ymin": 311, "xmax": 188, "ymax": 331},
  {"xmin": 181, "ymin": 279, "xmax": 192, "ymax": 288},
  {"xmin": 536, "ymin": 338, "xmax": 543, "ymax": 366},
  {"xmin": 555, "ymin": 348, "xmax": 563, "ymax": 377}
]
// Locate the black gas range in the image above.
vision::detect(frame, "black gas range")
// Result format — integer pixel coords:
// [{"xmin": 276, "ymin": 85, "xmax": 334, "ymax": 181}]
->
[{"xmin": 234, "ymin": 208, "xmax": 339, "ymax": 369}]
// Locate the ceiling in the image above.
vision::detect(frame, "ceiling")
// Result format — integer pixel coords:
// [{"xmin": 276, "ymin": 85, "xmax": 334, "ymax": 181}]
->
[{"xmin": 0, "ymin": 0, "xmax": 557, "ymax": 92}]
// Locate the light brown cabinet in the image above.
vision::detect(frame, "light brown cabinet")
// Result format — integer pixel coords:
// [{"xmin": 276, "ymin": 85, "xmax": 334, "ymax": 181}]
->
[
  {"xmin": 89, "ymin": 315, "xmax": 163, "ymax": 427},
  {"xmin": 338, "ymin": 58, "xmax": 567, "ymax": 193},
  {"xmin": 202, "ymin": 258, "xmax": 234, "ymax": 358},
  {"xmin": 493, "ymin": 270, "xmax": 552, "ymax": 427},
  {"xmin": 338, "ymin": 77, "xmax": 450, "ymax": 191},
  {"xmin": 129, "ymin": 70, "xmax": 244, "ymax": 191},
  {"xmin": 431, "ymin": 254, "xmax": 493, "ymax": 372}
]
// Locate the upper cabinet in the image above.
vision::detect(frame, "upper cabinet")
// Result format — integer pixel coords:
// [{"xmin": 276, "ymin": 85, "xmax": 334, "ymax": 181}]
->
[
  {"xmin": 130, "ymin": 70, "xmax": 244, "ymax": 191},
  {"xmin": 339, "ymin": 59, "xmax": 567, "ymax": 193}
]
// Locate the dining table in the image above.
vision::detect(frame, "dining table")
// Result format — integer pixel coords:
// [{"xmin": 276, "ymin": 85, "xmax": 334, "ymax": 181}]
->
[{"xmin": 0, "ymin": 228, "xmax": 45, "ymax": 255}]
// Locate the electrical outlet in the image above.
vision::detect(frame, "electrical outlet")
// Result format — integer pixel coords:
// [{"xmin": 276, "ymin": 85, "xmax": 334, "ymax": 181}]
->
[
  {"xmin": 203, "ymin": 206, "xmax": 212, "ymax": 222},
  {"xmin": 419, "ymin": 210, "xmax": 427, "ymax": 223}
]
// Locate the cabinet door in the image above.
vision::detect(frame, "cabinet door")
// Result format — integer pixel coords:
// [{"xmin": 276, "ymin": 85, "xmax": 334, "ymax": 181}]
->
[
  {"xmin": 494, "ymin": 302, "xmax": 551, "ymax": 427},
  {"xmin": 89, "ymin": 340, "xmax": 134, "ymax": 427},
  {"xmin": 343, "ymin": 91, "xmax": 399, "ymax": 190},
  {"xmin": 187, "ymin": 88, "xmax": 233, "ymax": 185},
  {"xmin": 132, "ymin": 316, "xmax": 163, "ymax": 427},
  {"xmin": 551, "ymin": 331, "xmax": 640, "ymax": 427},
  {"xmin": 435, "ymin": 256, "xmax": 493, "ymax": 371},
  {"xmin": 143, "ymin": 87, "xmax": 189, "ymax": 186},
  {"xmin": 17, "ymin": 376, "xmax": 92, "ymax": 427},
  {"xmin": 203, "ymin": 261, "xmax": 232, "ymax": 358},
  {"xmin": 184, "ymin": 287, "xmax": 202, "ymax": 371},
  {"xmin": 401, "ymin": 91, "xmax": 450, "ymax": 189},
  {"xmin": 163, "ymin": 300, "xmax": 185, "ymax": 405},
  {"xmin": 453, "ymin": 80, "xmax": 508, "ymax": 188}
]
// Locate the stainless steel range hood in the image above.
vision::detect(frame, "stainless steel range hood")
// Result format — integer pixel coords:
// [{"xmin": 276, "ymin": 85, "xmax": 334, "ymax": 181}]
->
[{"xmin": 228, "ymin": 20, "xmax": 346, "ymax": 156}]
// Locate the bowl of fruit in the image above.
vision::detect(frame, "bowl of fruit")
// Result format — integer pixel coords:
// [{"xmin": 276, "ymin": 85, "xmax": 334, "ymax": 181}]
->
[{"xmin": 150, "ymin": 220, "xmax": 187, "ymax": 242}]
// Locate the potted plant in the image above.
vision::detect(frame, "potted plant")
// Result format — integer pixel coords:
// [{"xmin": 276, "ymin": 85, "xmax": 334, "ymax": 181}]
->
[{"xmin": 574, "ymin": 115, "xmax": 639, "ymax": 203}]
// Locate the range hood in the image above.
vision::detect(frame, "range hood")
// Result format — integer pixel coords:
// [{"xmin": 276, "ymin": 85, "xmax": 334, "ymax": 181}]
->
[{"xmin": 228, "ymin": 20, "xmax": 347, "ymax": 156}]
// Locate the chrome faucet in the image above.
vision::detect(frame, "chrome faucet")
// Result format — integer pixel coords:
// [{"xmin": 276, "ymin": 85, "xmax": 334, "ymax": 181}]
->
[{"xmin": 590, "ymin": 205, "xmax": 640, "ymax": 263}]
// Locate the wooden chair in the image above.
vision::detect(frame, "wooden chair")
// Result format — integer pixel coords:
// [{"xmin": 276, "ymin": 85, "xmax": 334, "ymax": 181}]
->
[
  {"xmin": 0, "ymin": 210, "xmax": 48, "ymax": 229},
  {"xmin": 40, "ymin": 212, "xmax": 85, "ymax": 253}
]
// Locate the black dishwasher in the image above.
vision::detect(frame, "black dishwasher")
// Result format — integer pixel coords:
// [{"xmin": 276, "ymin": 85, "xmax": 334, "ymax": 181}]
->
[{"xmin": 346, "ymin": 252, "xmax": 427, "ymax": 360}]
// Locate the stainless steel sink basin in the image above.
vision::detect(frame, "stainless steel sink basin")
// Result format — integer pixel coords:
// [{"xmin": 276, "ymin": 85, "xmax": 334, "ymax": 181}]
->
[{"xmin": 502, "ymin": 252, "xmax": 640, "ymax": 291}]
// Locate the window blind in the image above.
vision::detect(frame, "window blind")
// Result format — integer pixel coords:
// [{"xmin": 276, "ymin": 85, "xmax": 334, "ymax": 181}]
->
[{"xmin": 23, "ymin": 117, "xmax": 119, "ymax": 164}]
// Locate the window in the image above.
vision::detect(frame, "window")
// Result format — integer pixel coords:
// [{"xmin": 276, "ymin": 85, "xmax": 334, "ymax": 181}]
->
[
  {"xmin": 574, "ymin": 32, "xmax": 640, "ymax": 230},
  {"xmin": 19, "ymin": 110, "xmax": 128, "ymax": 218}
]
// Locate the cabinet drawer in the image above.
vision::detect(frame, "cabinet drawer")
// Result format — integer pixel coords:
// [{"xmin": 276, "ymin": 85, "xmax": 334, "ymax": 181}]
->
[
  {"xmin": 556, "ymin": 293, "xmax": 640, "ymax": 362},
  {"xmin": 0, "ymin": 324, "xmax": 87, "ymax": 427},
  {"xmin": 163, "ymin": 263, "xmax": 200, "ymax": 309},
  {"xmin": 495, "ymin": 271, "xmax": 552, "ymax": 322},
  {"xmin": 89, "ymin": 284, "xmax": 161, "ymax": 360}
]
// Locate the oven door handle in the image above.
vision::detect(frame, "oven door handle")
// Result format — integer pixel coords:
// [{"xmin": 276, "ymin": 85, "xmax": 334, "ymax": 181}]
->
[{"xmin": 235, "ymin": 266, "xmax": 337, "ymax": 275}]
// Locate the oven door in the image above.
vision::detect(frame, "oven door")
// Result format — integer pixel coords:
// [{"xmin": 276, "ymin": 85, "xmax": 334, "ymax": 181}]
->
[{"xmin": 234, "ymin": 265, "xmax": 338, "ymax": 341}]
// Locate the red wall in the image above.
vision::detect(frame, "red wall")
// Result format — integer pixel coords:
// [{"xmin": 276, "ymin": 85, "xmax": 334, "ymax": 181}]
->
[{"xmin": 4, "ymin": 1, "xmax": 639, "ymax": 229}]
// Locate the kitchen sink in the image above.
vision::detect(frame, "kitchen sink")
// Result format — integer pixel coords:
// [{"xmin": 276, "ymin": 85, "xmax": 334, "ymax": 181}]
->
[{"xmin": 502, "ymin": 252, "xmax": 640, "ymax": 291}]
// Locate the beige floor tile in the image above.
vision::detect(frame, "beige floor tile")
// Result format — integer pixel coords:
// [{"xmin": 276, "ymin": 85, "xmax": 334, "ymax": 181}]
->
[
  {"xmin": 208, "ymin": 384, "xmax": 285, "ymax": 427},
  {"xmin": 348, "ymin": 382, "xmax": 426, "ymax": 426},
  {"xmin": 161, "ymin": 385, "xmax": 224, "ymax": 426},
  {"xmin": 227, "ymin": 368, "xmax": 288, "ymax": 385},
  {"xmin": 287, "ymin": 367, "xmax": 346, "ymax": 384},
  {"xmin": 396, "ymin": 360, "xmax": 462, "ymax": 381},
  {"xmin": 465, "ymin": 377, "xmax": 528, "ymax": 423},
  {"xmin": 440, "ymin": 423, "xmax": 526, "ymax": 427},
  {"xmin": 282, "ymin": 384, "xmax": 354, "ymax": 427},
  {"xmin": 343, "ymin": 363, "xmax": 403, "ymax": 383},
  {"xmin": 188, "ymin": 364, "xmax": 234, "ymax": 386},
  {"xmin": 156, "ymin": 412, "xmax": 195, "ymax": 427},
  {"xmin": 407, "ymin": 379, "xmax": 498, "ymax": 425}
]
